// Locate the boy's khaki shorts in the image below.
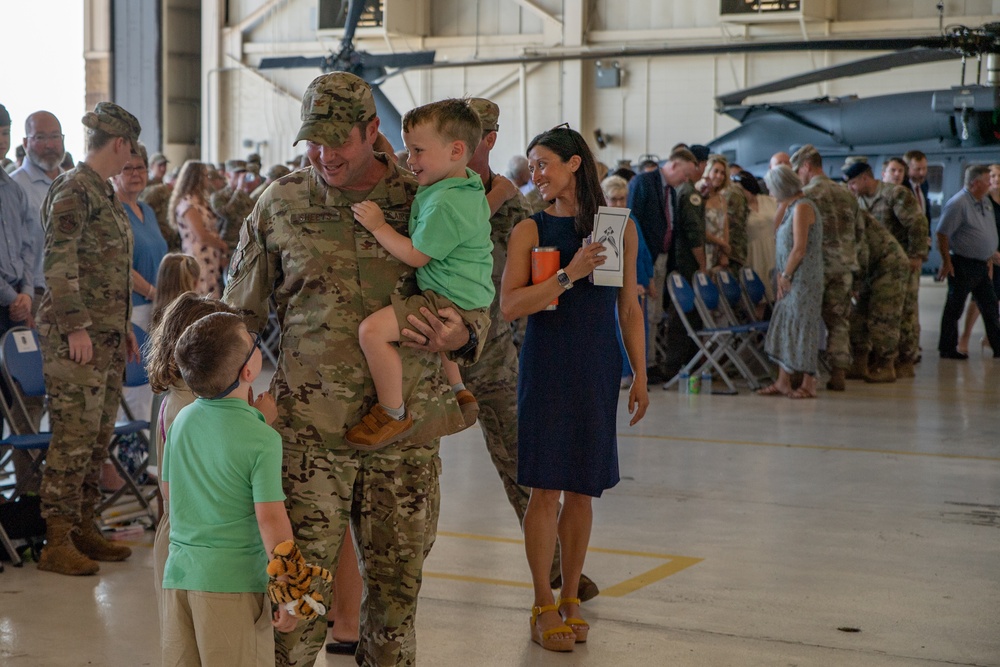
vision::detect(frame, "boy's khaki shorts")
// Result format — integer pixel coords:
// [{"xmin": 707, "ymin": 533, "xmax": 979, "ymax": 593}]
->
[
  {"xmin": 161, "ymin": 588, "xmax": 275, "ymax": 667},
  {"xmin": 391, "ymin": 289, "xmax": 491, "ymax": 344}
]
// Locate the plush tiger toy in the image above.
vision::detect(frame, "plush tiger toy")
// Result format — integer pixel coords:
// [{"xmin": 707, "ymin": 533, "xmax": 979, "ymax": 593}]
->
[{"xmin": 266, "ymin": 540, "xmax": 334, "ymax": 619}]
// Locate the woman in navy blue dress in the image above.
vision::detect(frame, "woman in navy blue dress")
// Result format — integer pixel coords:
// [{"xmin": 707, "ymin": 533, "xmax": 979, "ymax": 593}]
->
[{"xmin": 500, "ymin": 127, "xmax": 648, "ymax": 652}]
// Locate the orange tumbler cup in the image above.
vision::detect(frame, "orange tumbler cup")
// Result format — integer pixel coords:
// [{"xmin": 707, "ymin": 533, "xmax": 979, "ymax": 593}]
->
[{"xmin": 531, "ymin": 246, "xmax": 560, "ymax": 310}]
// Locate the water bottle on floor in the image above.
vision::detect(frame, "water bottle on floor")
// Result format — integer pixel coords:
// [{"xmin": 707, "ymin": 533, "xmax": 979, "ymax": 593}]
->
[
  {"xmin": 678, "ymin": 371, "xmax": 690, "ymax": 394},
  {"xmin": 701, "ymin": 371, "xmax": 713, "ymax": 395}
]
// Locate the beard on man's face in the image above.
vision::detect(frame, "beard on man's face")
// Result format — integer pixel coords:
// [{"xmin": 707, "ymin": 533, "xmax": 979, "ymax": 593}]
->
[{"xmin": 28, "ymin": 145, "xmax": 65, "ymax": 172}]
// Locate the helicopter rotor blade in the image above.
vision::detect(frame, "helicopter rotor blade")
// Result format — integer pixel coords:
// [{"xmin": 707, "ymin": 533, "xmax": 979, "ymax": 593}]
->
[
  {"xmin": 716, "ymin": 48, "xmax": 962, "ymax": 107},
  {"xmin": 258, "ymin": 56, "xmax": 330, "ymax": 70}
]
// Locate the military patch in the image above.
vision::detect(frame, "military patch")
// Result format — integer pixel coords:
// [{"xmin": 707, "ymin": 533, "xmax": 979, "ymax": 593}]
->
[
  {"xmin": 689, "ymin": 193, "xmax": 702, "ymax": 206},
  {"xmin": 58, "ymin": 214, "xmax": 80, "ymax": 235},
  {"xmin": 291, "ymin": 212, "xmax": 339, "ymax": 223}
]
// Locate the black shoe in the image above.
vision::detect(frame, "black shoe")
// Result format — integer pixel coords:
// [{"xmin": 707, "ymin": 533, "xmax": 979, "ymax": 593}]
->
[
  {"xmin": 940, "ymin": 351, "xmax": 969, "ymax": 360},
  {"xmin": 326, "ymin": 640, "xmax": 360, "ymax": 655}
]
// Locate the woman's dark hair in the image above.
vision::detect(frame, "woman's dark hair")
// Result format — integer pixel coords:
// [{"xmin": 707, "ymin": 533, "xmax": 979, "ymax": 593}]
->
[
  {"xmin": 732, "ymin": 169, "xmax": 761, "ymax": 196},
  {"xmin": 526, "ymin": 127, "xmax": 605, "ymax": 238}
]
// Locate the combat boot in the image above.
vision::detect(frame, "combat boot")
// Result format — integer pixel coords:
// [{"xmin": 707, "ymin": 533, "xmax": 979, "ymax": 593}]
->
[
  {"xmin": 826, "ymin": 367, "xmax": 846, "ymax": 391},
  {"xmin": 895, "ymin": 359, "xmax": 915, "ymax": 379},
  {"xmin": 73, "ymin": 517, "xmax": 132, "ymax": 561},
  {"xmin": 845, "ymin": 354, "xmax": 868, "ymax": 380},
  {"xmin": 37, "ymin": 518, "xmax": 100, "ymax": 576},
  {"xmin": 864, "ymin": 356, "xmax": 896, "ymax": 383}
]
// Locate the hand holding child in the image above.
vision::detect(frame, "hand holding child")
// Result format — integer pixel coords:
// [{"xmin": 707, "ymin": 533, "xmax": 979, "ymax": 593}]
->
[{"xmin": 351, "ymin": 201, "xmax": 387, "ymax": 233}]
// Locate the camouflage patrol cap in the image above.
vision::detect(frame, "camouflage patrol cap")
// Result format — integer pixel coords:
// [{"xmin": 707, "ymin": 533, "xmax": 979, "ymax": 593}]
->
[
  {"xmin": 842, "ymin": 155, "xmax": 868, "ymax": 168},
  {"xmin": 294, "ymin": 72, "xmax": 377, "ymax": 147},
  {"xmin": 225, "ymin": 159, "xmax": 248, "ymax": 173},
  {"xmin": 150, "ymin": 152, "xmax": 168, "ymax": 165},
  {"xmin": 467, "ymin": 98, "xmax": 499, "ymax": 133},
  {"xmin": 266, "ymin": 164, "xmax": 291, "ymax": 181},
  {"xmin": 247, "ymin": 152, "xmax": 261, "ymax": 165},
  {"xmin": 789, "ymin": 144, "xmax": 821, "ymax": 170},
  {"xmin": 82, "ymin": 102, "xmax": 141, "ymax": 146},
  {"xmin": 0, "ymin": 103, "xmax": 10, "ymax": 127}
]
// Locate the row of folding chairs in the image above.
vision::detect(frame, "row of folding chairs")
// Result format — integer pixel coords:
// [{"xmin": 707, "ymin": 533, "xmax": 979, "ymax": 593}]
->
[
  {"xmin": 664, "ymin": 267, "xmax": 776, "ymax": 393},
  {"xmin": 0, "ymin": 327, "xmax": 155, "ymax": 567}
]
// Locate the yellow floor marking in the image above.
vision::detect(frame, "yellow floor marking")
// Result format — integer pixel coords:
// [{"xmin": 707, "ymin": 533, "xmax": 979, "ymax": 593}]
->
[
  {"xmin": 425, "ymin": 531, "xmax": 702, "ymax": 596},
  {"xmin": 622, "ymin": 433, "xmax": 1000, "ymax": 462}
]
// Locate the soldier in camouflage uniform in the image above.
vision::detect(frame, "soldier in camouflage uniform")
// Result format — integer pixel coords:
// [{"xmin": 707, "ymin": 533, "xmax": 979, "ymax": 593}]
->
[
  {"xmin": 847, "ymin": 209, "xmax": 909, "ymax": 382},
  {"xmin": 210, "ymin": 158, "xmax": 256, "ymax": 259},
  {"xmin": 723, "ymin": 180, "xmax": 749, "ymax": 272},
  {"xmin": 36, "ymin": 103, "xmax": 142, "ymax": 576},
  {"xmin": 139, "ymin": 180, "xmax": 180, "ymax": 252},
  {"xmin": 462, "ymin": 99, "xmax": 597, "ymax": 600},
  {"xmin": 844, "ymin": 161, "xmax": 929, "ymax": 378},
  {"xmin": 223, "ymin": 72, "xmax": 480, "ymax": 667},
  {"xmin": 791, "ymin": 145, "xmax": 862, "ymax": 390}
]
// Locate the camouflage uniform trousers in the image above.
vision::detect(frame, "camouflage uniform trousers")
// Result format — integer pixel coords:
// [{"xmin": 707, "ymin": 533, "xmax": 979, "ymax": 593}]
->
[
  {"xmin": 39, "ymin": 329, "xmax": 126, "ymax": 522},
  {"xmin": 821, "ymin": 271, "xmax": 853, "ymax": 370},
  {"xmin": 850, "ymin": 265, "xmax": 908, "ymax": 361},
  {"xmin": 276, "ymin": 439, "xmax": 441, "ymax": 667},
  {"xmin": 461, "ymin": 327, "xmax": 528, "ymax": 525},
  {"xmin": 898, "ymin": 267, "xmax": 921, "ymax": 363}
]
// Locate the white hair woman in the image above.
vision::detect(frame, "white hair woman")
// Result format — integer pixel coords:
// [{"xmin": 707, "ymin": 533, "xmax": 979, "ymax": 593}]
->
[{"xmin": 757, "ymin": 165, "xmax": 824, "ymax": 398}]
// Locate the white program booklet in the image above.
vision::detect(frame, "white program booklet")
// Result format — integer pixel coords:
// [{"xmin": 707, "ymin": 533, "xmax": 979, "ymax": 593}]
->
[{"xmin": 590, "ymin": 206, "xmax": 630, "ymax": 287}]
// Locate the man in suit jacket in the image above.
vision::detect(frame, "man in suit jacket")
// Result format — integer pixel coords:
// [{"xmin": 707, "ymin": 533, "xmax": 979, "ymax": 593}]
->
[
  {"xmin": 904, "ymin": 150, "xmax": 932, "ymax": 222},
  {"xmin": 628, "ymin": 147, "xmax": 705, "ymax": 384}
]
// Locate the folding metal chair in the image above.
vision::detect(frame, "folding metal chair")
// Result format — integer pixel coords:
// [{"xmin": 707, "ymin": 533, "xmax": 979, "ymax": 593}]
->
[
  {"xmin": 689, "ymin": 272, "xmax": 769, "ymax": 390},
  {"xmin": 714, "ymin": 271, "xmax": 774, "ymax": 381},
  {"xmin": 102, "ymin": 325, "xmax": 157, "ymax": 526},
  {"xmin": 664, "ymin": 272, "xmax": 749, "ymax": 394},
  {"xmin": 0, "ymin": 328, "xmax": 51, "ymax": 566},
  {"xmin": 261, "ymin": 308, "xmax": 281, "ymax": 366},
  {"xmin": 739, "ymin": 267, "xmax": 773, "ymax": 324}
]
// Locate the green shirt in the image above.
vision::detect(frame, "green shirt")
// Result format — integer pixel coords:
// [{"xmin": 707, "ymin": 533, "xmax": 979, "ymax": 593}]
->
[
  {"xmin": 410, "ymin": 168, "xmax": 494, "ymax": 310},
  {"xmin": 162, "ymin": 398, "xmax": 284, "ymax": 593}
]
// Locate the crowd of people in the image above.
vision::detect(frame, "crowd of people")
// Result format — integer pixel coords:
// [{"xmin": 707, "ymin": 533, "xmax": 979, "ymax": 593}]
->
[{"xmin": 1, "ymin": 70, "xmax": 998, "ymax": 665}]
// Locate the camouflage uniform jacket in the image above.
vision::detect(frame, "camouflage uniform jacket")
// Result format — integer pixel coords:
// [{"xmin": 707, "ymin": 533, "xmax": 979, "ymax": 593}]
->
[
  {"xmin": 211, "ymin": 185, "xmax": 255, "ymax": 252},
  {"xmin": 139, "ymin": 182, "xmax": 179, "ymax": 251},
  {"xmin": 858, "ymin": 180, "xmax": 929, "ymax": 260},
  {"xmin": 484, "ymin": 183, "xmax": 531, "ymax": 341},
  {"xmin": 857, "ymin": 210, "xmax": 908, "ymax": 282},
  {"xmin": 223, "ymin": 160, "xmax": 466, "ymax": 450},
  {"xmin": 723, "ymin": 184, "xmax": 749, "ymax": 267},
  {"xmin": 38, "ymin": 162, "xmax": 133, "ymax": 335},
  {"xmin": 803, "ymin": 174, "xmax": 860, "ymax": 275}
]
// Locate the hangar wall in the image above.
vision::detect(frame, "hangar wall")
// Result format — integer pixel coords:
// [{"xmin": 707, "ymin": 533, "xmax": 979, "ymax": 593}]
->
[{"xmin": 90, "ymin": 0, "xmax": 1000, "ymax": 171}]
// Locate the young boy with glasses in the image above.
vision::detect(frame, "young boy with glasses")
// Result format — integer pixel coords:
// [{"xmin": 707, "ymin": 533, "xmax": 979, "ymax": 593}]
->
[{"xmin": 160, "ymin": 311, "xmax": 297, "ymax": 665}]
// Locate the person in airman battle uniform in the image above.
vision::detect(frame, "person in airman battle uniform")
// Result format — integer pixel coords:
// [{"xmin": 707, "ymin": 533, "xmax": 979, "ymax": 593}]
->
[
  {"xmin": 223, "ymin": 72, "xmax": 481, "ymax": 666},
  {"xmin": 843, "ymin": 161, "xmax": 929, "ymax": 378},
  {"xmin": 36, "ymin": 103, "xmax": 142, "ymax": 576},
  {"xmin": 790, "ymin": 145, "xmax": 863, "ymax": 391},
  {"xmin": 211, "ymin": 158, "xmax": 256, "ymax": 259},
  {"xmin": 846, "ymin": 209, "xmax": 909, "ymax": 382}
]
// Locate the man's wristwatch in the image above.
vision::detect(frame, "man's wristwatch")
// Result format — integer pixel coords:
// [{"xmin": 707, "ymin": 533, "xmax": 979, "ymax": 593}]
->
[
  {"xmin": 556, "ymin": 269, "xmax": 574, "ymax": 290},
  {"xmin": 455, "ymin": 323, "xmax": 479, "ymax": 358}
]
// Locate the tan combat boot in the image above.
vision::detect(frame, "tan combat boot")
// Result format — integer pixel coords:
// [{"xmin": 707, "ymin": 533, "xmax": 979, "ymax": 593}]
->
[
  {"xmin": 826, "ymin": 367, "xmax": 846, "ymax": 391},
  {"xmin": 37, "ymin": 518, "xmax": 100, "ymax": 576},
  {"xmin": 864, "ymin": 356, "xmax": 897, "ymax": 383},
  {"xmin": 895, "ymin": 359, "xmax": 916, "ymax": 379},
  {"xmin": 845, "ymin": 354, "xmax": 868, "ymax": 380},
  {"xmin": 73, "ymin": 517, "xmax": 132, "ymax": 562}
]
